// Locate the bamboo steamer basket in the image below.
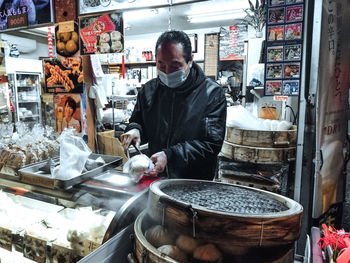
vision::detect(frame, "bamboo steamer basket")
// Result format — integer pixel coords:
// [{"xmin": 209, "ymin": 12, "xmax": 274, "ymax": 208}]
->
[
  {"xmin": 147, "ymin": 179, "xmax": 303, "ymax": 256},
  {"xmin": 221, "ymin": 140, "xmax": 296, "ymax": 164},
  {"xmin": 133, "ymin": 210, "xmax": 295, "ymax": 263},
  {"xmin": 133, "ymin": 210, "xmax": 182, "ymax": 263},
  {"xmin": 225, "ymin": 125, "xmax": 297, "ymax": 148}
]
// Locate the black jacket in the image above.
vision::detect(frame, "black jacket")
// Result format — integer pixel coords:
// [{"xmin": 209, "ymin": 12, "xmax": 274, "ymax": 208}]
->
[{"xmin": 127, "ymin": 62, "xmax": 227, "ymax": 180}]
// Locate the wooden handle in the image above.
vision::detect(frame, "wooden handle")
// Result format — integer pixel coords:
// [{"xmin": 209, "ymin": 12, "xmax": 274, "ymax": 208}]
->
[{"xmin": 274, "ymin": 141, "xmax": 290, "ymax": 146}]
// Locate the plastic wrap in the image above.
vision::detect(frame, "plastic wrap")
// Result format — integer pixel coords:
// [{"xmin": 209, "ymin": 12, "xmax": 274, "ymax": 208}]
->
[
  {"xmin": 123, "ymin": 154, "xmax": 154, "ymax": 183},
  {"xmin": 54, "ymin": 129, "xmax": 91, "ymax": 180}
]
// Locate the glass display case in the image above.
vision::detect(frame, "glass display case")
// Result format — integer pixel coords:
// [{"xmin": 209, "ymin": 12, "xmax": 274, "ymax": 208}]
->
[{"xmin": 9, "ymin": 72, "xmax": 42, "ymax": 128}]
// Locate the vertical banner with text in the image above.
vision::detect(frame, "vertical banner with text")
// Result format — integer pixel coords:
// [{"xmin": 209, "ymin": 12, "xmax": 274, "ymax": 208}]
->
[{"xmin": 313, "ymin": 0, "xmax": 350, "ymax": 220}]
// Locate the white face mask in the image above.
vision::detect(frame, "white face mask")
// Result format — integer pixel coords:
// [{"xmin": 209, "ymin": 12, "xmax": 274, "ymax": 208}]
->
[{"xmin": 157, "ymin": 66, "xmax": 189, "ymax": 88}]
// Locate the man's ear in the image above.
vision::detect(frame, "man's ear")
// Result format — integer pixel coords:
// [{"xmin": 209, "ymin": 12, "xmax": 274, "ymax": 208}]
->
[{"xmin": 189, "ymin": 54, "xmax": 194, "ymax": 67}]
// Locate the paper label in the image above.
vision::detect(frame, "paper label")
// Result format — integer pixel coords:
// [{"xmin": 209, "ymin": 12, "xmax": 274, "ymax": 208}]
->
[{"xmin": 0, "ymin": 227, "xmax": 12, "ymax": 251}]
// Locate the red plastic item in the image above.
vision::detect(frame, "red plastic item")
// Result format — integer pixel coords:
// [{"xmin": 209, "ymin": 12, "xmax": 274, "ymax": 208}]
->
[{"xmin": 337, "ymin": 238, "xmax": 350, "ymax": 263}]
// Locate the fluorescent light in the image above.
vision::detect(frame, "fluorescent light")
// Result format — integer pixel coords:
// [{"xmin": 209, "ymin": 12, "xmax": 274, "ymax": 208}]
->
[
  {"xmin": 187, "ymin": 10, "xmax": 245, "ymax": 23},
  {"xmin": 124, "ymin": 8, "xmax": 160, "ymax": 21}
]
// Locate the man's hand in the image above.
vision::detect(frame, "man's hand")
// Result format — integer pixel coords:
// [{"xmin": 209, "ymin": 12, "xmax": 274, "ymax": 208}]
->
[
  {"xmin": 120, "ymin": 129, "xmax": 141, "ymax": 151},
  {"xmin": 148, "ymin": 151, "xmax": 167, "ymax": 176}
]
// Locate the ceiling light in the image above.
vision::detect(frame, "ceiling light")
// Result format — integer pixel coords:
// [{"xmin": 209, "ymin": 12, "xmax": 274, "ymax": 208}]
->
[
  {"xmin": 124, "ymin": 8, "xmax": 160, "ymax": 21},
  {"xmin": 187, "ymin": 10, "xmax": 246, "ymax": 23}
]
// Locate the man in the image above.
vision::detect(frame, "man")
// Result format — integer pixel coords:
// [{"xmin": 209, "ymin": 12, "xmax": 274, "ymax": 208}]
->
[{"xmin": 121, "ymin": 30, "xmax": 226, "ymax": 180}]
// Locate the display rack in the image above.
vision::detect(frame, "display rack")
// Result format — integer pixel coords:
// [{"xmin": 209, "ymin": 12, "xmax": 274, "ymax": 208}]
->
[{"xmin": 9, "ymin": 72, "xmax": 42, "ymax": 128}]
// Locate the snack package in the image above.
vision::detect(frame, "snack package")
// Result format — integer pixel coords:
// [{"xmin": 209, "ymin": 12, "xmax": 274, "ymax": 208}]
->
[{"xmin": 123, "ymin": 154, "xmax": 154, "ymax": 183}]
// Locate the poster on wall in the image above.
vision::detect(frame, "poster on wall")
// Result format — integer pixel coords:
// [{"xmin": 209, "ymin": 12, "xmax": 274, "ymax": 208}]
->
[
  {"xmin": 56, "ymin": 21, "xmax": 80, "ymax": 59},
  {"xmin": 79, "ymin": 13, "xmax": 124, "ymax": 55},
  {"xmin": 44, "ymin": 58, "xmax": 84, "ymax": 93},
  {"xmin": 54, "ymin": 94, "xmax": 82, "ymax": 136},
  {"xmin": 219, "ymin": 24, "xmax": 248, "ymax": 60},
  {"xmin": 0, "ymin": 0, "xmax": 52, "ymax": 31},
  {"xmin": 312, "ymin": 0, "xmax": 349, "ymax": 220}
]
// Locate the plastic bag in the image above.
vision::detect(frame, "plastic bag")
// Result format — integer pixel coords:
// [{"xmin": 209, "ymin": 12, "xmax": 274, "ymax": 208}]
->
[
  {"xmin": 54, "ymin": 128, "xmax": 91, "ymax": 180},
  {"xmin": 226, "ymin": 105, "xmax": 265, "ymax": 130},
  {"xmin": 123, "ymin": 154, "xmax": 154, "ymax": 183}
]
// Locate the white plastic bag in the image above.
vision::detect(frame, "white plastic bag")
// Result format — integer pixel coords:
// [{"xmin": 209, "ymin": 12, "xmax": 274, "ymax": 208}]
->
[
  {"xmin": 123, "ymin": 154, "xmax": 154, "ymax": 183},
  {"xmin": 54, "ymin": 129, "xmax": 92, "ymax": 180},
  {"xmin": 226, "ymin": 105, "xmax": 265, "ymax": 130}
]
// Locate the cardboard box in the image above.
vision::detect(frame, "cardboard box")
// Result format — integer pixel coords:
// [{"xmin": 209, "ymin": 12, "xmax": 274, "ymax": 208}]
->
[{"xmin": 97, "ymin": 130, "xmax": 128, "ymax": 163}]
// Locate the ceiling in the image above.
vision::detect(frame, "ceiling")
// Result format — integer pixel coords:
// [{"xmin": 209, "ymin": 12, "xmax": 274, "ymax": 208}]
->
[
  {"xmin": 6, "ymin": 0, "xmax": 249, "ymax": 39},
  {"xmin": 123, "ymin": 0, "xmax": 249, "ymax": 36}
]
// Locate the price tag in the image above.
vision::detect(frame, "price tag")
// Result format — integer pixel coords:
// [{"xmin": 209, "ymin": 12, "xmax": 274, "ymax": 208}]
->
[
  {"xmin": 0, "ymin": 227, "xmax": 12, "ymax": 251},
  {"xmin": 58, "ymin": 21, "xmax": 74, "ymax": 33},
  {"xmin": 274, "ymin": 95, "xmax": 289, "ymax": 101},
  {"xmin": 21, "ymin": 174, "xmax": 55, "ymax": 189},
  {"xmin": 84, "ymin": 240, "xmax": 101, "ymax": 256},
  {"xmin": 7, "ymin": 13, "xmax": 28, "ymax": 29},
  {"xmin": 51, "ymin": 244, "xmax": 82, "ymax": 262},
  {"xmin": 23, "ymin": 234, "xmax": 47, "ymax": 263}
]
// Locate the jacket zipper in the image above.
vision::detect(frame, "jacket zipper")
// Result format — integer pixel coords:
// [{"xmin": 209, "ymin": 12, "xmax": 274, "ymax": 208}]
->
[{"xmin": 166, "ymin": 92, "xmax": 176, "ymax": 178}]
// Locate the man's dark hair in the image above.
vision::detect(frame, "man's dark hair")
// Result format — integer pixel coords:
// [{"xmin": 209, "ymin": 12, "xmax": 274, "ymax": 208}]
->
[
  {"xmin": 65, "ymin": 97, "xmax": 77, "ymax": 115},
  {"xmin": 155, "ymin": 30, "xmax": 192, "ymax": 63}
]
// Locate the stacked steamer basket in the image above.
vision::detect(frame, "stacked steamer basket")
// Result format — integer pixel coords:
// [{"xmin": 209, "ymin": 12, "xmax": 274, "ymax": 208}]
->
[
  {"xmin": 218, "ymin": 125, "xmax": 297, "ymax": 195},
  {"xmin": 131, "ymin": 179, "xmax": 303, "ymax": 263}
]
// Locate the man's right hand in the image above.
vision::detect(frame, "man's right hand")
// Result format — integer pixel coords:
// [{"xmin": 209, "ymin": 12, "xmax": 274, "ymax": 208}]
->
[{"xmin": 120, "ymin": 129, "xmax": 141, "ymax": 151}]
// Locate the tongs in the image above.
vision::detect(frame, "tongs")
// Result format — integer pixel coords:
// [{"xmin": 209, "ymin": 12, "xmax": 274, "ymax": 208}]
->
[{"xmin": 132, "ymin": 141, "xmax": 142, "ymax": 155}]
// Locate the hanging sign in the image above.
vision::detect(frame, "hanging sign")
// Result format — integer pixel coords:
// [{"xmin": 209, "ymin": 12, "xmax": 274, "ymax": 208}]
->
[
  {"xmin": 79, "ymin": 12, "xmax": 124, "ymax": 55},
  {"xmin": 0, "ymin": 0, "xmax": 52, "ymax": 31},
  {"xmin": 219, "ymin": 24, "xmax": 248, "ymax": 60}
]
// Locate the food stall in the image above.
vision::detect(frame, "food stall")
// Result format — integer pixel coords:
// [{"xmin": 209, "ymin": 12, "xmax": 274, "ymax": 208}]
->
[{"xmin": 0, "ymin": 0, "xmax": 348, "ymax": 262}]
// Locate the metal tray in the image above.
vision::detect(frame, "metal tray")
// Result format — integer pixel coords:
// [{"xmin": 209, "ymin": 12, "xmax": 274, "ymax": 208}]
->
[{"xmin": 18, "ymin": 153, "xmax": 123, "ymax": 190}]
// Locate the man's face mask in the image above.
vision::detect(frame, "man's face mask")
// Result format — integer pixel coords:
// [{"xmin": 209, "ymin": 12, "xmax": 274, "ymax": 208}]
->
[{"xmin": 157, "ymin": 64, "xmax": 190, "ymax": 88}]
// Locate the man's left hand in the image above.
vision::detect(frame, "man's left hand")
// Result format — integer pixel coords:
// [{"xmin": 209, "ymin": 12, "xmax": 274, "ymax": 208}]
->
[{"xmin": 148, "ymin": 151, "xmax": 167, "ymax": 176}]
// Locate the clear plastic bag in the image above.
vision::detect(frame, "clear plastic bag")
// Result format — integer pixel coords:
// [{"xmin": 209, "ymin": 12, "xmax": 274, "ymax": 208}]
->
[
  {"xmin": 54, "ymin": 129, "xmax": 91, "ymax": 180},
  {"xmin": 123, "ymin": 154, "xmax": 154, "ymax": 183}
]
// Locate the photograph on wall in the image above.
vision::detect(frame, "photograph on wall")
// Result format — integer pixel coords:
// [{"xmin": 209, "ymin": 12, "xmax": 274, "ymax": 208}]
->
[
  {"xmin": 265, "ymin": 80, "xmax": 282, "ymax": 95},
  {"xmin": 284, "ymin": 44, "xmax": 302, "ymax": 61},
  {"xmin": 283, "ymin": 80, "xmax": 299, "ymax": 96},
  {"xmin": 0, "ymin": 0, "xmax": 52, "ymax": 30},
  {"xmin": 54, "ymin": 94, "xmax": 82, "ymax": 136},
  {"xmin": 266, "ymin": 63, "xmax": 283, "ymax": 79},
  {"xmin": 286, "ymin": 5, "xmax": 303, "ymax": 23},
  {"xmin": 79, "ymin": 12, "xmax": 124, "ymax": 55},
  {"xmin": 219, "ymin": 24, "xmax": 248, "ymax": 60},
  {"xmin": 286, "ymin": 0, "xmax": 303, "ymax": 4},
  {"xmin": 283, "ymin": 62, "xmax": 300, "ymax": 78},
  {"xmin": 267, "ymin": 45, "xmax": 283, "ymax": 62},
  {"xmin": 44, "ymin": 58, "xmax": 84, "ymax": 93},
  {"xmin": 269, "ymin": 0, "xmax": 285, "ymax": 6},
  {"xmin": 285, "ymin": 23, "xmax": 302, "ymax": 40},
  {"xmin": 268, "ymin": 7, "xmax": 285, "ymax": 24},
  {"xmin": 267, "ymin": 25, "xmax": 284, "ymax": 41},
  {"xmin": 56, "ymin": 21, "xmax": 80, "ymax": 59}
]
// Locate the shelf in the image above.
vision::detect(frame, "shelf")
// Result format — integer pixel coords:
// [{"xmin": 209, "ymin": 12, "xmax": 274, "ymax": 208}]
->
[
  {"xmin": 18, "ymin": 101, "xmax": 39, "ymax": 103},
  {"xmin": 19, "ymin": 115, "xmax": 39, "ymax": 119},
  {"xmin": 17, "ymin": 85, "xmax": 37, "ymax": 89},
  {"xmin": 102, "ymin": 61, "xmax": 156, "ymax": 66}
]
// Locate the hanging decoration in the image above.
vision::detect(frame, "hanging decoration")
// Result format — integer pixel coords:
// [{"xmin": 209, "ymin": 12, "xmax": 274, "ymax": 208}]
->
[{"xmin": 48, "ymin": 26, "xmax": 53, "ymax": 59}]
